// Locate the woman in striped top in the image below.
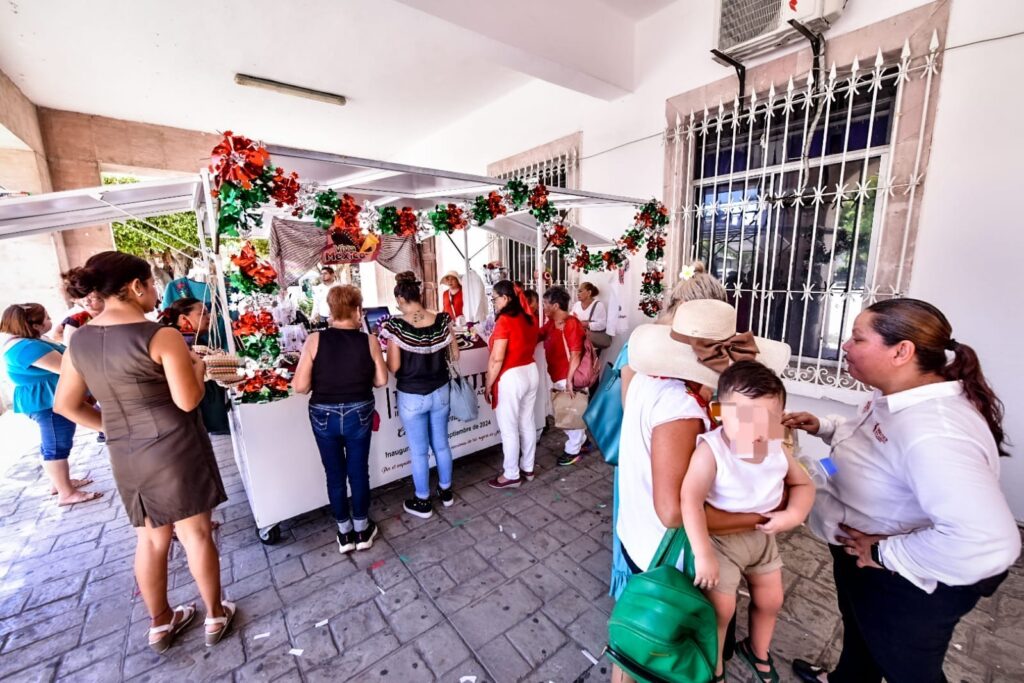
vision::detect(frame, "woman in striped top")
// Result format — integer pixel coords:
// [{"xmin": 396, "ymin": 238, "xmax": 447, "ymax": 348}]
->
[{"xmin": 381, "ymin": 272, "xmax": 461, "ymax": 519}]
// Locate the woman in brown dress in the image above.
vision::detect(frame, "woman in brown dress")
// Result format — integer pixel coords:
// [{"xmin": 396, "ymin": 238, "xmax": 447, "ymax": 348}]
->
[{"xmin": 54, "ymin": 252, "xmax": 234, "ymax": 653}]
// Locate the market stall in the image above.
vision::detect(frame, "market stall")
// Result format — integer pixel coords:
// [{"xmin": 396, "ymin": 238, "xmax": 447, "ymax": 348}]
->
[{"xmin": 0, "ymin": 135, "xmax": 669, "ymax": 545}]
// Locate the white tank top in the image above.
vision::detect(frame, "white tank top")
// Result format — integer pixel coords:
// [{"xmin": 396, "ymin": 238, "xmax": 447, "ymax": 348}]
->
[{"xmin": 699, "ymin": 427, "xmax": 788, "ymax": 515}]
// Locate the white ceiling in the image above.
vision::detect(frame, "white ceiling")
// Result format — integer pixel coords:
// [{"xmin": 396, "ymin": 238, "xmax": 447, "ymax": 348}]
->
[{"xmin": 0, "ymin": 0, "xmax": 678, "ymax": 162}]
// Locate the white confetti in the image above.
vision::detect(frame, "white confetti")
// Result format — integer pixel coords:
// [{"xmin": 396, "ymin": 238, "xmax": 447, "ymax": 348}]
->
[
  {"xmin": 459, "ymin": 677, "xmax": 478, "ymax": 683},
  {"xmin": 511, "ymin": 533, "xmax": 517, "ymax": 540},
  {"xmin": 953, "ymin": 643, "xmax": 963, "ymax": 650},
  {"xmin": 738, "ymin": 589, "xmax": 750, "ymax": 597},
  {"xmin": 289, "ymin": 648, "xmax": 304, "ymax": 656},
  {"xmin": 252, "ymin": 632, "xmax": 270, "ymax": 640},
  {"xmin": 582, "ymin": 649, "xmax": 600, "ymax": 666},
  {"xmin": 377, "ymin": 584, "xmax": 386, "ymax": 595},
  {"xmin": 499, "ymin": 524, "xmax": 504, "ymax": 532},
  {"xmin": 315, "ymin": 619, "xmax": 329, "ymax": 628}
]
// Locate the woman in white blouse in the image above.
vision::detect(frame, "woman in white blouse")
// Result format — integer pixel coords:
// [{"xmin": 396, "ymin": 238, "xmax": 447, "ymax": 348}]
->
[
  {"xmin": 784, "ymin": 298, "xmax": 1020, "ymax": 683},
  {"xmin": 572, "ymin": 282, "xmax": 609, "ymax": 352}
]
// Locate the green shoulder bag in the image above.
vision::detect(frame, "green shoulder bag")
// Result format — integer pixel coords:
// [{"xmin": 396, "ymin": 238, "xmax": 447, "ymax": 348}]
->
[{"xmin": 605, "ymin": 528, "xmax": 718, "ymax": 683}]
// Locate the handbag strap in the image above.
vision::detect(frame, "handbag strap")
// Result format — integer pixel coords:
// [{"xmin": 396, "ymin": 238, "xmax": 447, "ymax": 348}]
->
[{"xmin": 650, "ymin": 527, "xmax": 697, "ymax": 578}]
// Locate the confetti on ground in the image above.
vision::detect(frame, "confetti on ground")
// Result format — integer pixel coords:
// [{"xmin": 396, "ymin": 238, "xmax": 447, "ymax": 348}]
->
[
  {"xmin": 597, "ymin": 504, "xmax": 607, "ymax": 509},
  {"xmin": 553, "ymin": 494, "xmax": 562, "ymax": 501},
  {"xmin": 459, "ymin": 677, "xmax": 478, "ymax": 683},
  {"xmin": 289, "ymin": 648, "xmax": 304, "ymax": 656},
  {"xmin": 738, "ymin": 589, "xmax": 750, "ymax": 597},
  {"xmin": 511, "ymin": 533, "xmax": 517, "ymax": 540},
  {"xmin": 452, "ymin": 519, "xmax": 468, "ymax": 527},
  {"xmin": 315, "ymin": 619, "xmax": 329, "ymax": 628},
  {"xmin": 582, "ymin": 649, "xmax": 600, "ymax": 666},
  {"xmin": 398, "ymin": 555, "xmax": 411, "ymax": 564},
  {"xmin": 504, "ymin": 491, "xmax": 515, "ymax": 497},
  {"xmin": 252, "ymin": 632, "xmax": 270, "ymax": 640},
  {"xmin": 560, "ymin": 478, "xmax": 566, "ymax": 482},
  {"xmin": 953, "ymin": 643, "xmax": 963, "ymax": 650},
  {"xmin": 499, "ymin": 524, "xmax": 504, "ymax": 533},
  {"xmin": 376, "ymin": 584, "xmax": 386, "ymax": 595},
  {"xmin": 370, "ymin": 560, "xmax": 386, "ymax": 570}
]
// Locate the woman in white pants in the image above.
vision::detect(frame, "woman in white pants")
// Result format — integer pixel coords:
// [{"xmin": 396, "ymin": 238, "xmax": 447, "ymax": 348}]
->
[{"xmin": 484, "ymin": 280, "xmax": 540, "ymax": 488}]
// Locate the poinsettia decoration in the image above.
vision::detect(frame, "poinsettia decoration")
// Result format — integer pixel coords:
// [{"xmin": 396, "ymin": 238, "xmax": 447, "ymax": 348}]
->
[
  {"xmin": 238, "ymin": 370, "xmax": 291, "ymax": 404},
  {"xmin": 211, "ymin": 131, "xmax": 673, "ymax": 316},
  {"xmin": 228, "ymin": 242, "xmax": 279, "ymax": 294}
]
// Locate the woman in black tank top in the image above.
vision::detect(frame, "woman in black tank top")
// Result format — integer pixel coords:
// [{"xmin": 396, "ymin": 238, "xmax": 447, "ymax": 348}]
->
[{"xmin": 293, "ymin": 285, "xmax": 388, "ymax": 555}]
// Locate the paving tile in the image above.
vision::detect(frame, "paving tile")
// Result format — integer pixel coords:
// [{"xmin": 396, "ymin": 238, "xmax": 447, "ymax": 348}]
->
[
  {"xmin": 564, "ymin": 605, "xmax": 610, "ymax": 656},
  {"xmin": 328, "ymin": 600, "xmax": 388, "ymax": 650},
  {"xmin": 269, "ymin": 557, "xmax": 306, "ymax": 589},
  {"xmin": 506, "ymin": 611, "xmax": 567, "ymax": 667},
  {"xmin": 356, "ymin": 643, "xmax": 435, "ymax": 682},
  {"xmin": 385, "ymin": 594, "xmax": 443, "ymax": 643},
  {"xmin": 231, "ymin": 651, "xmax": 303, "ymax": 682},
  {"xmin": 0, "ymin": 628, "xmax": 79, "ymax": 679},
  {"xmin": 478, "ymin": 635, "xmax": 532, "ymax": 683},
  {"xmin": 299, "ymin": 540, "xmax": 347, "ymax": 576},
  {"xmin": 434, "ymin": 568, "xmax": 508, "ymax": 613},
  {"xmin": 25, "ymin": 573, "xmax": 86, "ymax": 610},
  {"xmin": 451, "ymin": 579, "xmax": 542, "ymax": 648},
  {"xmin": 283, "ymin": 571, "xmax": 378, "ymax": 635},
  {"xmin": 442, "ymin": 657, "xmax": 494, "ymax": 683},
  {"xmin": 543, "ymin": 550, "xmax": 608, "ymax": 600},
  {"xmin": 240, "ymin": 611, "xmax": 290, "ymax": 660},
  {"xmin": 411, "ymin": 622, "xmax": 472, "ymax": 676},
  {"xmin": 289, "ymin": 624, "xmax": 339, "ymax": 671},
  {"xmin": 56, "ymin": 631, "xmax": 124, "ymax": 678},
  {"xmin": 304, "ymin": 632, "xmax": 401, "ymax": 681},
  {"xmin": 528, "ymin": 642, "xmax": 596, "ymax": 683},
  {"xmin": 492, "ymin": 544, "xmax": 539, "ymax": 578},
  {"xmin": 375, "ymin": 577, "xmax": 425, "ymax": 616},
  {"xmin": 414, "ymin": 563, "xmax": 456, "ymax": 598},
  {"xmin": 442, "ymin": 547, "xmax": 491, "ymax": 584},
  {"xmin": 541, "ymin": 587, "xmax": 592, "ymax": 629}
]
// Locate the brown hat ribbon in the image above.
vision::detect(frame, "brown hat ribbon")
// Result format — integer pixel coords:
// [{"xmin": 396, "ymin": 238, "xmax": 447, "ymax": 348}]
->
[{"xmin": 670, "ymin": 330, "xmax": 760, "ymax": 372}]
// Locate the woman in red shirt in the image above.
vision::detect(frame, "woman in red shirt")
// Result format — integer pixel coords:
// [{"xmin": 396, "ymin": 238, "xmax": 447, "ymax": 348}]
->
[
  {"xmin": 484, "ymin": 280, "xmax": 539, "ymax": 488},
  {"xmin": 539, "ymin": 286, "xmax": 587, "ymax": 467},
  {"xmin": 440, "ymin": 272, "xmax": 464, "ymax": 320}
]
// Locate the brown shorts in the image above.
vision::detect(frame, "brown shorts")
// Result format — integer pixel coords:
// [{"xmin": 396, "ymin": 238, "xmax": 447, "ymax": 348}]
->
[{"xmin": 710, "ymin": 530, "xmax": 783, "ymax": 595}]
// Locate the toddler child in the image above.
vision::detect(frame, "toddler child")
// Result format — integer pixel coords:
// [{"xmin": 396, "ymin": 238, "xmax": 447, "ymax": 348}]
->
[{"xmin": 682, "ymin": 360, "xmax": 815, "ymax": 681}]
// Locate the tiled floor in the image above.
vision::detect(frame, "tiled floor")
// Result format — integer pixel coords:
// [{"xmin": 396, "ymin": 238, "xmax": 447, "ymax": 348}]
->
[{"xmin": 0, "ymin": 424, "xmax": 1021, "ymax": 682}]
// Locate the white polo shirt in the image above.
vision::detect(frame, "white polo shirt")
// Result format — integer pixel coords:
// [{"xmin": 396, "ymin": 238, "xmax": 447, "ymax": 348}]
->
[
  {"xmin": 617, "ymin": 372, "xmax": 711, "ymax": 571},
  {"xmin": 809, "ymin": 381, "xmax": 1020, "ymax": 593}
]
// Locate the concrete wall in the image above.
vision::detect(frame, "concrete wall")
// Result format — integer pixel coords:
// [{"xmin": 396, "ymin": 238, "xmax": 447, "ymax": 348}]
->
[{"xmin": 395, "ymin": 0, "xmax": 1024, "ymax": 519}]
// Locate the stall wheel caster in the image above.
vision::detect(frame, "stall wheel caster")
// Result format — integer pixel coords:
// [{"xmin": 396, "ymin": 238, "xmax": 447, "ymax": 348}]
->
[{"xmin": 257, "ymin": 524, "xmax": 281, "ymax": 545}]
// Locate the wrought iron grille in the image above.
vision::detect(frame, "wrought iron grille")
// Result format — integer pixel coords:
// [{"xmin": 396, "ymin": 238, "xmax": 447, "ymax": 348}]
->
[
  {"xmin": 670, "ymin": 37, "xmax": 942, "ymax": 392},
  {"xmin": 495, "ymin": 152, "xmax": 577, "ymax": 287}
]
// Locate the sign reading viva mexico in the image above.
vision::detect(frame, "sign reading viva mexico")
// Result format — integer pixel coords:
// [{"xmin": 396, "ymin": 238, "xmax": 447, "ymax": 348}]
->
[{"xmin": 321, "ymin": 233, "xmax": 381, "ymax": 265}]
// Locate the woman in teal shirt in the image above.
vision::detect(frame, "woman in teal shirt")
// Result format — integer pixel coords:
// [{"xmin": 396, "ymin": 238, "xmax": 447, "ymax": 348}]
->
[{"xmin": 1, "ymin": 304, "xmax": 101, "ymax": 506}]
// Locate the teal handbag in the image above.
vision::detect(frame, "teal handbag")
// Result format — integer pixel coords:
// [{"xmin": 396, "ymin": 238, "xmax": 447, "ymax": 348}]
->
[
  {"xmin": 584, "ymin": 343, "xmax": 629, "ymax": 465},
  {"xmin": 606, "ymin": 528, "xmax": 718, "ymax": 683}
]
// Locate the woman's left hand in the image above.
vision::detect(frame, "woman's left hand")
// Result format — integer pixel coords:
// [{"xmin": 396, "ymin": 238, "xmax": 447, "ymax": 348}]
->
[{"xmin": 838, "ymin": 523, "xmax": 889, "ymax": 569}]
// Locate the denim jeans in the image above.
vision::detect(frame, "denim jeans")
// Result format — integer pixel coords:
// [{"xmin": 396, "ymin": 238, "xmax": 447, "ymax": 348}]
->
[
  {"xmin": 397, "ymin": 385, "xmax": 454, "ymax": 499},
  {"xmin": 308, "ymin": 400, "xmax": 374, "ymax": 524},
  {"xmin": 28, "ymin": 409, "xmax": 77, "ymax": 461}
]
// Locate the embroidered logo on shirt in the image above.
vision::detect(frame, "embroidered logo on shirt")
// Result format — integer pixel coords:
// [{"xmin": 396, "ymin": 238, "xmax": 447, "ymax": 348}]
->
[
  {"xmin": 872, "ymin": 423, "xmax": 888, "ymax": 443},
  {"xmin": 863, "ymin": 400, "xmax": 872, "ymax": 414}
]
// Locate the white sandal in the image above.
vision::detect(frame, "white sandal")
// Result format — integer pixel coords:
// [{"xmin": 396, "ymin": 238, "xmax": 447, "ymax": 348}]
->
[
  {"xmin": 148, "ymin": 604, "xmax": 196, "ymax": 654},
  {"xmin": 204, "ymin": 600, "xmax": 236, "ymax": 647}
]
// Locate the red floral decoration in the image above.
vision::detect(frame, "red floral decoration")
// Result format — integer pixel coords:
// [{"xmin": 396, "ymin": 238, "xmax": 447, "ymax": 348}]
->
[
  {"xmin": 232, "ymin": 310, "xmax": 280, "ymax": 338},
  {"xmin": 486, "ymin": 191, "xmax": 507, "ymax": 219},
  {"xmin": 397, "ymin": 207, "xmax": 419, "ymax": 238},
  {"xmin": 209, "ymin": 131, "xmax": 269, "ymax": 191},
  {"xmin": 446, "ymin": 204, "xmax": 468, "ymax": 232},
  {"xmin": 268, "ymin": 167, "xmax": 300, "ymax": 208},
  {"xmin": 230, "ymin": 242, "xmax": 278, "ymax": 289}
]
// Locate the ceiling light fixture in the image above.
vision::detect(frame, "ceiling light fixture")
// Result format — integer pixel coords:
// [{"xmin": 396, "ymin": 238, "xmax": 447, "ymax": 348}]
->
[{"xmin": 234, "ymin": 74, "xmax": 347, "ymax": 106}]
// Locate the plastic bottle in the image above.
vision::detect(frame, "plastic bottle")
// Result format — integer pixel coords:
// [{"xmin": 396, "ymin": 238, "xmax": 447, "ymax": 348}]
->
[{"xmin": 787, "ymin": 427, "xmax": 837, "ymax": 489}]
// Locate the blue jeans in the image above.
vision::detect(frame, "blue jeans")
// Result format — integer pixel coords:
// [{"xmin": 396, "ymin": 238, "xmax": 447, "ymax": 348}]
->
[
  {"xmin": 397, "ymin": 385, "xmax": 454, "ymax": 499},
  {"xmin": 28, "ymin": 409, "xmax": 76, "ymax": 461},
  {"xmin": 308, "ymin": 400, "xmax": 374, "ymax": 524}
]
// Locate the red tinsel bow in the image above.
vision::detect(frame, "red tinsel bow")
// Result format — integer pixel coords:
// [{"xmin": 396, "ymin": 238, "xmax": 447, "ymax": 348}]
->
[
  {"xmin": 269, "ymin": 167, "xmax": 300, "ymax": 208},
  {"xmin": 487, "ymin": 191, "xmax": 507, "ymax": 218},
  {"xmin": 529, "ymin": 184, "xmax": 549, "ymax": 208},
  {"xmin": 230, "ymin": 242, "xmax": 278, "ymax": 287},
  {"xmin": 447, "ymin": 204, "xmax": 467, "ymax": 231},
  {"xmin": 232, "ymin": 310, "xmax": 279, "ymax": 337},
  {"xmin": 209, "ymin": 131, "xmax": 269, "ymax": 190},
  {"xmin": 397, "ymin": 207, "xmax": 418, "ymax": 238}
]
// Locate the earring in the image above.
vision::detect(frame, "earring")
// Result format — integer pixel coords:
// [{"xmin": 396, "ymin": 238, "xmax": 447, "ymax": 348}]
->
[{"xmin": 134, "ymin": 290, "xmax": 143, "ymax": 298}]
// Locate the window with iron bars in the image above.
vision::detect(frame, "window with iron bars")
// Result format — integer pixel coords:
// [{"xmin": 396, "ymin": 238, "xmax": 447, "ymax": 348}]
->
[
  {"xmin": 494, "ymin": 155, "xmax": 576, "ymax": 288},
  {"xmin": 682, "ymin": 59, "xmax": 927, "ymax": 392}
]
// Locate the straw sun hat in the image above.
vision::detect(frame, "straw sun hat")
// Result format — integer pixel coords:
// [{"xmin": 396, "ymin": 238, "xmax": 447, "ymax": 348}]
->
[{"xmin": 628, "ymin": 299, "xmax": 791, "ymax": 387}]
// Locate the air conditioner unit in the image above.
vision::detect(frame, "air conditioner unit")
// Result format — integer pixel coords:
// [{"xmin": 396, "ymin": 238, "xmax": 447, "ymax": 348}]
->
[{"xmin": 713, "ymin": 0, "xmax": 846, "ymax": 63}]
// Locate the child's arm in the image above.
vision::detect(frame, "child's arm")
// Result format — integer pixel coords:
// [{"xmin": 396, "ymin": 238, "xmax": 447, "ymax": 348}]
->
[
  {"xmin": 756, "ymin": 449, "xmax": 816, "ymax": 535},
  {"xmin": 681, "ymin": 442, "xmax": 719, "ymax": 590}
]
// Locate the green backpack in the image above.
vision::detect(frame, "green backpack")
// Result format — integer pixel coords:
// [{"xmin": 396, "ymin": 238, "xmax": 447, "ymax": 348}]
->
[{"xmin": 605, "ymin": 528, "xmax": 718, "ymax": 683}]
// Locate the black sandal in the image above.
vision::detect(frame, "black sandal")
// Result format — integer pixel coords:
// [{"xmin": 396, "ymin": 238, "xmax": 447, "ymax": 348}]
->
[
  {"xmin": 736, "ymin": 638, "xmax": 780, "ymax": 683},
  {"xmin": 792, "ymin": 658, "xmax": 828, "ymax": 683}
]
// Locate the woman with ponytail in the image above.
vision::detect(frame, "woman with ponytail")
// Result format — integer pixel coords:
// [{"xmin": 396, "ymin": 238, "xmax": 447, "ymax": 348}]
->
[
  {"xmin": 485, "ymin": 280, "xmax": 540, "ymax": 488},
  {"xmin": 53, "ymin": 251, "xmax": 233, "ymax": 653},
  {"xmin": 159, "ymin": 298, "xmax": 229, "ymax": 435},
  {"xmin": 784, "ymin": 298, "xmax": 1020, "ymax": 683},
  {"xmin": 0, "ymin": 303, "xmax": 100, "ymax": 505}
]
